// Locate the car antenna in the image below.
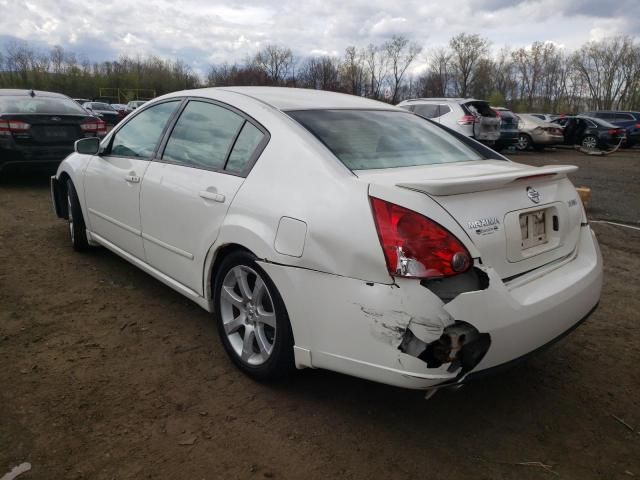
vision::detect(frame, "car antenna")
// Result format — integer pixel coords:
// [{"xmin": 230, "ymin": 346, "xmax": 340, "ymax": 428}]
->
[{"xmin": 29, "ymin": 89, "xmax": 36, "ymax": 98}]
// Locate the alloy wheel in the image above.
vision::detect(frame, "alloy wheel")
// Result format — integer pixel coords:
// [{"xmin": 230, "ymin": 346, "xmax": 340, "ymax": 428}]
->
[
  {"xmin": 582, "ymin": 136, "xmax": 597, "ymax": 150},
  {"xmin": 516, "ymin": 134, "xmax": 530, "ymax": 151},
  {"xmin": 219, "ymin": 265, "xmax": 277, "ymax": 366}
]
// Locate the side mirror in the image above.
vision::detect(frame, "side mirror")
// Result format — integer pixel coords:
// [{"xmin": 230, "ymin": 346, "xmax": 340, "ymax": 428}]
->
[{"xmin": 75, "ymin": 137, "xmax": 101, "ymax": 155}]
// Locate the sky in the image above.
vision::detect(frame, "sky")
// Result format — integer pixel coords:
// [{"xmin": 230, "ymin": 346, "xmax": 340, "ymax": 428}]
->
[{"xmin": 0, "ymin": 0, "xmax": 639, "ymax": 75}]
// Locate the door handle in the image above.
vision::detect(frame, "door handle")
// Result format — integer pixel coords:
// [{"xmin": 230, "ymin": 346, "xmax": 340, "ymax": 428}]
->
[
  {"xmin": 199, "ymin": 190, "xmax": 225, "ymax": 203},
  {"xmin": 125, "ymin": 175, "xmax": 140, "ymax": 183}
]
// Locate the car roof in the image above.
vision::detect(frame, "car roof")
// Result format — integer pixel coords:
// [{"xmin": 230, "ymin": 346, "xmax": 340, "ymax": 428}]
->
[
  {"xmin": 0, "ymin": 89, "xmax": 68, "ymax": 98},
  {"xmin": 166, "ymin": 87, "xmax": 400, "ymax": 112}
]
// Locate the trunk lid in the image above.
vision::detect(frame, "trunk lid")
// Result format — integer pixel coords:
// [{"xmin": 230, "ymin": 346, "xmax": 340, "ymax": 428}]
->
[{"xmin": 358, "ymin": 160, "xmax": 584, "ymax": 279}]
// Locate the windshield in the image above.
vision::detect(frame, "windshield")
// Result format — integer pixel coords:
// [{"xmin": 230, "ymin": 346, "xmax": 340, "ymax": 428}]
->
[
  {"xmin": 288, "ymin": 109, "xmax": 484, "ymax": 170},
  {"xmin": 0, "ymin": 95, "xmax": 89, "ymax": 115}
]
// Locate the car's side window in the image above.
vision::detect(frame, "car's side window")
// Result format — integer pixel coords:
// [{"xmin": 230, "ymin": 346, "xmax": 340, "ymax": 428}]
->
[
  {"xmin": 226, "ymin": 122, "xmax": 265, "ymax": 174},
  {"xmin": 163, "ymin": 101, "xmax": 244, "ymax": 171},
  {"xmin": 110, "ymin": 101, "xmax": 180, "ymax": 158},
  {"xmin": 438, "ymin": 105, "xmax": 451, "ymax": 115},
  {"xmin": 413, "ymin": 104, "xmax": 439, "ymax": 119}
]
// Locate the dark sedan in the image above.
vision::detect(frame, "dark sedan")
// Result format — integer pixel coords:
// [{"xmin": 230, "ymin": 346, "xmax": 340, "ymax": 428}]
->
[
  {"xmin": 551, "ymin": 116, "xmax": 626, "ymax": 149},
  {"xmin": 0, "ymin": 89, "xmax": 106, "ymax": 173},
  {"xmin": 583, "ymin": 111, "xmax": 640, "ymax": 148},
  {"xmin": 82, "ymin": 102, "xmax": 120, "ymax": 126}
]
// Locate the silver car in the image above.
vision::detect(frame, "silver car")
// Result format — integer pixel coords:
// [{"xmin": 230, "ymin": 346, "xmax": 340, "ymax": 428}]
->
[
  {"xmin": 516, "ymin": 114, "xmax": 565, "ymax": 151},
  {"xmin": 397, "ymin": 98, "xmax": 501, "ymax": 144}
]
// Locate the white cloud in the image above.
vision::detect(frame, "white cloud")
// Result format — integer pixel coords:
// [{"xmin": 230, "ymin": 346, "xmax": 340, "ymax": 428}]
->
[{"xmin": 0, "ymin": 0, "xmax": 637, "ymax": 75}]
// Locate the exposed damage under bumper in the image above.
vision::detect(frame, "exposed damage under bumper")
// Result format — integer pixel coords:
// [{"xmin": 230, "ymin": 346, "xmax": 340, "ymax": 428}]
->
[{"xmin": 258, "ymin": 225, "xmax": 602, "ymax": 391}]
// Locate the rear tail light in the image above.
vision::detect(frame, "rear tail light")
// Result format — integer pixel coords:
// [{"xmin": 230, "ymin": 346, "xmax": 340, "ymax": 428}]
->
[
  {"xmin": 0, "ymin": 120, "xmax": 31, "ymax": 135},
  {"xmin": 81, "ymin": 118, "xmax": 107, "ymax": 135},
  {"xmin": 370, "ymin": 197, "xmax": 472, "ymax": 279},
  {"xmin": 608, "ymin": 128, "xmax": 624, "ymax": 135},
  {"xmin": 457, "ymin": 115, "xmax": 477, "ymax": 126},
  {"xmin": 635, "ymin": 123, "xmax": 640, "ymax": 129}
]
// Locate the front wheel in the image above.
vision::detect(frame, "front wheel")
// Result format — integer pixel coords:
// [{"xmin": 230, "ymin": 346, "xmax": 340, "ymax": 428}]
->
[
  {"xmin": 213, "ymin": 250, "xmax": 294, "ymax": 381},
  {"xmin": 516, "ymin": 133, "xmax": 531, "ymax": 151}
]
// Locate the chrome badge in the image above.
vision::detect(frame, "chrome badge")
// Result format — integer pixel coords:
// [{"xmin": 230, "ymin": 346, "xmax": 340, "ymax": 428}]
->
[
  {"xmin": 527, "ymin": 187, "xmax": 540, "ymax": 204},
  {"xmin": 467, "ymin": 217, "xmax": 501, "ymax": 236}
]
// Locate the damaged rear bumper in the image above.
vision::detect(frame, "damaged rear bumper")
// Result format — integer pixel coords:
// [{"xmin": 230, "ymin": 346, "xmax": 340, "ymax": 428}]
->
[{"xmin": 258, "ymin": 225, "xmax": 602, "ymax": 390}]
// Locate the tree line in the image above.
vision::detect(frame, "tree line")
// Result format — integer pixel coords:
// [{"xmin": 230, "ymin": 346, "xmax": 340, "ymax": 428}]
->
[{"xmin": 1, "ymin": 34, "xmax": 639, "ymax": 112}]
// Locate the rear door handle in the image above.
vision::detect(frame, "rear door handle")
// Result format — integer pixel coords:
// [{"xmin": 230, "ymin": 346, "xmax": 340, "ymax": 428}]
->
[
  {"xmin": 125, "ymin": 175, "xmax": 140, "ymax": 183},
  {"xmin": 199, "ymin": 190, "xmax": 225, "ymax": 203}
]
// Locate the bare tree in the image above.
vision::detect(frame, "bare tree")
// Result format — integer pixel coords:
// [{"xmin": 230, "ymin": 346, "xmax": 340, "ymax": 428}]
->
[
  {"xmin": 363, "ymin": 43, "xmax": 390, "ymax": 99},
  {"xmin": 449, "ymin": 33, "xmax": 490, "ymax": 97},
  {"xmin": 299, "ymin": 56, "xmax": 341, "ymax": 91},
  {"xmin": 384, "ymin": 35, "xmax": 422, "ymax": 103},
  {"xmin": 572, "ymin": 36, "xmax": 638, "ymax": 110},
  {"xmin": 253, "ymin": 44, "xmax": 294, "ymax": 85},
  {"xmin": 341, "ymin": 46, "xmax": 365, "ymax": 95}
]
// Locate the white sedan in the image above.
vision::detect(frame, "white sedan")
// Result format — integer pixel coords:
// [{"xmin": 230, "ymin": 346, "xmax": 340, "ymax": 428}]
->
[{"xmin": 51, "ymin": 87, "xmax": 602, "ymax": 392}]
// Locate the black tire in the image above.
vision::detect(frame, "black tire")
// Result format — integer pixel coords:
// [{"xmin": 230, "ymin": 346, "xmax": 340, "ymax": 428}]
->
[
  {"xmin": 66, "ymin": 179, "xmax": 90, "ymax": 252},
  {"xmin": 213, "ymin": 250, "xmax": 295, "ymax": 381},
  {"xmin": 516, "ymin": 133, "xmax": 531, "ymax": 151}
]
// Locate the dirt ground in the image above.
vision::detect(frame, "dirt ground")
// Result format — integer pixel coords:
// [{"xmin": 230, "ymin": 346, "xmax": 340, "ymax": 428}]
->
[{"xmin": 1, "ymin": 148, "xmax": 639, "ymax": 479}]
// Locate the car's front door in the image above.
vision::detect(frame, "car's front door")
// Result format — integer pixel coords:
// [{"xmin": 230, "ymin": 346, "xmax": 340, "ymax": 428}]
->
[
  {"xmin": 139, "ymin": 99, "xmax": 268, "ymax": 294},
  {"xmin": 83, "ymin": 100, "xmax": 181, "ymax": 259}
]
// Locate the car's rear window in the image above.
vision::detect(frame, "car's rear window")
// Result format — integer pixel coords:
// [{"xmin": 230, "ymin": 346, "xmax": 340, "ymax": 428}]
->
[
  {"xmin": 287, "ymin": 109, "xmax": 484, "ymax": 170},
  {"xmin": 0, "ymin": 95, "xmax": 88, "ymax": 115}
]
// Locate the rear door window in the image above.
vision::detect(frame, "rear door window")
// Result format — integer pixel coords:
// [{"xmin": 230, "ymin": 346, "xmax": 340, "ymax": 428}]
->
[
  {"xmin": 109, "ymin": 101, "xmax": 180, "ymax": 158},
  {"xmin": 226, "ymin": 122, "xmax": 265, "ymax": 174},
  {"xmin": 162, "ymin": 101, "xmax": 245, "ymax": 171}
]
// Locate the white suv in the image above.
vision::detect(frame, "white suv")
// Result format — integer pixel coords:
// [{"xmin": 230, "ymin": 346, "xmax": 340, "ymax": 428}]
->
[{"xmin": 398, "ymin": 98, "xmax": 501, "ymax": 145}]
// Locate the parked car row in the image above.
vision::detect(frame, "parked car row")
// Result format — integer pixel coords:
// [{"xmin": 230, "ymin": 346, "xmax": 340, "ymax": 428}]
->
[{"xmin": 399, "ymin": 97, "xmax": 637, "ymax": 153}]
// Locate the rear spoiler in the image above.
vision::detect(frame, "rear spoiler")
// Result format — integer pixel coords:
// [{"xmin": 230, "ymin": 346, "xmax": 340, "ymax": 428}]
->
[{"xmin": 397, "ymin": 164, "xmax": 578, "ymax": 196}]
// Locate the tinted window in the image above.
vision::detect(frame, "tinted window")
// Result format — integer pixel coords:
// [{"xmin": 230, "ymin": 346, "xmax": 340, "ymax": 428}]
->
[
  {"xmin": 615, "ymin": 113, "xmax": 633, "ymax": 121},
  {"xmin": 163, "ymin": 101, "xmax": 244, "ymax": 170},
  {"xmin": 413, "ymin": 104, "xmax": 440, "ymax": 118},
  {"xmin": 438, "ymin": 105, "xmax": 451, "ymax": 115},
  {"xmin": 0, "ymin": 95, "xmax": 88, "ymax": 115},
  {"xmin": 226, "ymin": 122, "xmax": 264, "ymax": 174},
  {"xmin": 110, "ymin": 101, "xmax": 179, "ymax": 158},
  {"xmin": 289, "ymin": 110, "xmax": 484, "ymax": 170}
]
